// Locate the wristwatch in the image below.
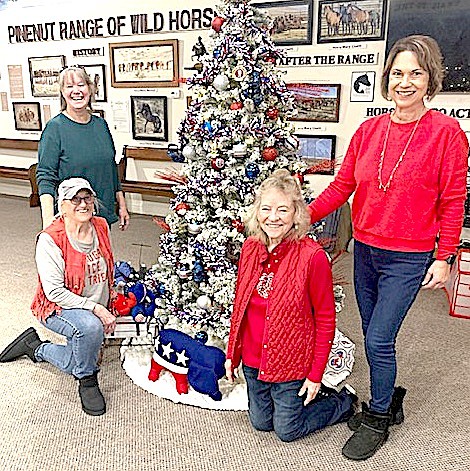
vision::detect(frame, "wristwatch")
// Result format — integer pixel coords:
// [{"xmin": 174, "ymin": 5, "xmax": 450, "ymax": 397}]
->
[{"xmin": 444, "ymin": 254, "xmax": 457, "ymax": 265}]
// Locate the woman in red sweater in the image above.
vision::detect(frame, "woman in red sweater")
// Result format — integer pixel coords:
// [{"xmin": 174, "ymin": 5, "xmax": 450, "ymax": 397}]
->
[
  {"xmin": 225, "ymin": 169, "xmax": 356, "ymax": 443},
  {"xmin": 308, "ymin": 36, "xmax": 469, "ymax": 461}
]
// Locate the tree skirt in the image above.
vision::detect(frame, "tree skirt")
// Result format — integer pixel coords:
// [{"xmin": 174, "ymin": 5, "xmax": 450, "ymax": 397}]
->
[
  {"xmin": 121, "ymin": 341, "xmax": 249, "ymax": 411},
  {"xmin": 120, "ymin": 328, "xmax": 354, "ymax": 411}
]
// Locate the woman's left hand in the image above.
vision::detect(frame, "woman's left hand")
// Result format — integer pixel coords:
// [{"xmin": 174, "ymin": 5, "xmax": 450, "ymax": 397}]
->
[
  {"xmin": 422, "ymin": 259, "xmax": 451, "ymax": 290},
  {"xmin": 118, "ymin": 206, "xmax": 130, "ymax": 231},
  {"xmin": 298, "ymin": 378, "xmax": 321, "ymax": 406}
]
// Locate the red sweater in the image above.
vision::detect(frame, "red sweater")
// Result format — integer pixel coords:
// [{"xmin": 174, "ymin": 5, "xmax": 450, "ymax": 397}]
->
[
  {"xmin": 226, "ymin": 236, "xmax": 336, "ymax": 383},
  {"xmin": 31, "ymin": 216, "xmax": 114, "ymax": 321},
  {"xmin": 309, "ymin": 110, "xmax": 468, "ymax": 259}
]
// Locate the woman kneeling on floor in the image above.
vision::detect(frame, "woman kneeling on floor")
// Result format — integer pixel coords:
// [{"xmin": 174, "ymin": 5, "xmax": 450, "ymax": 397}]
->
[
  {"xmin": 225, "ymin": 169, "xmax": 356, "ymax": 442},
  {"xmin": 0, "ymin": 177, "xmax": 116, "ymax": 416}
]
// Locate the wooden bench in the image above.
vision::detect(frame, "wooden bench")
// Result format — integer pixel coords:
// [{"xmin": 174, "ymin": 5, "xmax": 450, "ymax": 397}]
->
[
  {"xmin": 119, "ymin": 145, "xmax": 175, "ymax": 199},
  {"xmin": 0, "ymin": 138, "xmax": 40, "ymax": 207}
]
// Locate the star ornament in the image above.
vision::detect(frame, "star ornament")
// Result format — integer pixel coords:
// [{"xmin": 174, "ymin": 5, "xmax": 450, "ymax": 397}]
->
[
  {"xmin": 161, "ymin": 341, "xmax": 174, "ymax": 359},
  {"xmin": 175, "ymin": 349, "xmax": 189, "ymax": 366}
]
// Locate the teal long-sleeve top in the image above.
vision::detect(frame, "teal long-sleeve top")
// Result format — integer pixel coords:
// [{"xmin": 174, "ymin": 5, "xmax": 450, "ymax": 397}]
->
[{"xmin": 37, "ymin": 113, "xmax": 122, "ymax": 225}]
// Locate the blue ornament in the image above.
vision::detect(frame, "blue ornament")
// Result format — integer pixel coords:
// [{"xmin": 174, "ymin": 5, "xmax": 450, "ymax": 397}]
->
[
  {"xmin": 203, "ymin": 121, "xmax": 213, "ymax": 133},
  {"xmin": 195, "ymin": 331, "xmax": 208, "ymax": 344},
  {"xmin": 167, "ymin": 143, "xmax": 185, "ymax": 163},
  {"xmin": 156, "ymin": 283, "xmax": 166, "ymax": 296},
  {"xmin": 245, "ymin": 162, "xmax": 260, "ymax": 179},
  {"xmin": 213, "ymin": 48, "xmax": 221, "ymax": 58}
]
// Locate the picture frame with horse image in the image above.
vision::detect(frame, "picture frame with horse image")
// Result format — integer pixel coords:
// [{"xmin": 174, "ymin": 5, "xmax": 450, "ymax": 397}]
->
[
  {"xmin": 130, "ymin": 96, "xmax": 168, "ymax": 142},
  {"xmin": 109, "ymin": 39, "xmax": 179, "ymax": 88},
  {"xmin": 253, "ymin": 0, "xmax": 313, "ymax": 46},
  {"xmin": 317, "ymin": 0, "xmax": 387, "ymax": 44}
]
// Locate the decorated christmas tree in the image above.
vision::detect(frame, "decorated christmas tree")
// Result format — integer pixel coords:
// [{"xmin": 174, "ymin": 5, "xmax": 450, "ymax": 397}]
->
[{"xmin": 147, "ymin": 0, "xmax": 323, "ymax": 344}]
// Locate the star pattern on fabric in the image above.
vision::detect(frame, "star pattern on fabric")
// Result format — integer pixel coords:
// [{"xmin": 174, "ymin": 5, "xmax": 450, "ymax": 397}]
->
[
  {"xmin": 161, "ymin": 341, "xmax": 174, "ymax": 358},
  {"xmin": 175, "ymin": 349, "xmax": 189, "ymax": 366}
]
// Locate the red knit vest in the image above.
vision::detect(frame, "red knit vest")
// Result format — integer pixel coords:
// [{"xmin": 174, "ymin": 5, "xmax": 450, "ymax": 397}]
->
[{"xmin": 30, "ymin": 216, "xmax": 114, "ymax": 321}]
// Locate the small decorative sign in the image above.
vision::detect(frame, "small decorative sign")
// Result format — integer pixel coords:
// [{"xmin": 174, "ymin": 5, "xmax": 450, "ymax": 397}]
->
[{"xmin": 72, "ymin": 47, "xmax": 105, "ymax": 57}]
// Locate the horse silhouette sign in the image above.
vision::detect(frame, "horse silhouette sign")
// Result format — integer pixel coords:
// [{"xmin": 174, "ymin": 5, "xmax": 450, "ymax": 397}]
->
[
  {"xmin": 317, "ymin": 0, "xmax": 387, "ymax": 44},
  {"xmin": 131, "ymin": 96, "xmax": 168, "ymax": 142}
]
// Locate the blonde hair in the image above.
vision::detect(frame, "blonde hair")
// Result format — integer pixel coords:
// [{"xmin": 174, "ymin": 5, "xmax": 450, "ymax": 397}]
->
[
  {"xmin": 59, "ymin": 66, "xmax": 95, "ymax": 111},
  {"xmin": 381, "ymin": 35, "xmax": 444, "ymax": 101},
  {"xmin": 245, "ymin": 168, "xmax": 310, "ymax": 246}
]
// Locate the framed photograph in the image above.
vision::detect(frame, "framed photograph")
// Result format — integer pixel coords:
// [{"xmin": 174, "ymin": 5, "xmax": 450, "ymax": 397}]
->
[
  {"xmin": 287, "ymin": 83, "xmax": 341, "ymax": 122},
  {"xmin": 91, "ymin": 109, "xmax": 105, "ymax": 118},
  {"xmin": 317, "ymin": 0, "xmax": 387, "ymax": 44},
  {"xmin": 350, "ymin": 71, "xmax": 375, "ymax": 102},
  {"xmin": 28, "ymin": 55, "xmax": 65, "ymax": 97},
  {"xmin": 387, "ymin": 0, "xmax": 469, "ymax": 92},
  {"xmin": 296, "ymin": 134, "xmax": 336, "ymax": 175},
  {"xmin": 254, "ymin": 0, "xmax": 313, "ymax": 45},
  {"xmin": 12, "ymin": 102, "xmax": 42, "ymax": 131},
  {"xmin": 79, "ymin": 64, "xmax": 107, "ymax": 102},
  {"xmin": 130, "ymin": 96, "xmax": 168, "ymax": 142},
  {"xmin": 109, "ymin": 40, "xmax": 179, "ymax": 88}
]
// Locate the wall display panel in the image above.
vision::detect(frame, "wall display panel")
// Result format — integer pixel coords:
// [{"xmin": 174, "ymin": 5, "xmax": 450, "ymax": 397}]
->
[
  {"xmin": 109, "ymin": 40, "xmax": 179, "ymax": 88},
  {"xmin": 12, "ymin": 102, "xmax": 42, "ymax": 131},
  {"xmin": 130, "ymin": 96, "xmax": 168, "ymax": 142},
  {"xmin": 387, "ymin": 0, "xmax": 469, "ymax": 92},
  {"xmin": 287, "ymin": 83, "xmax": 341, "ymax": 122},
  {"xmin": 253, "ymin": 0, "xmax": 313, "ymax": 45},
  {"xmin": 296, "ymin": 133, "xmax": 336, "ymax": 175},
  {"xmin": 317, "ymin": 0, "xmax": 387, "ymax": 44},
  {"xmin": 28, "ymin": 55, "xmax": 65, "ymax": 97}
]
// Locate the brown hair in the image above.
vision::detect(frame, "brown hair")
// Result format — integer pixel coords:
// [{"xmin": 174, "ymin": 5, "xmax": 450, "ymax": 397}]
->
[
  {"xmin": 244, "ymin": 168, "xmax": 310, "ymax": 246},
  {"xmin": 381, "ymin": 35, "xmax": 444, "ymax": 101},
  {"xmin": 58, "ymin": 66, "xmax": 95, "ymax": 111}
]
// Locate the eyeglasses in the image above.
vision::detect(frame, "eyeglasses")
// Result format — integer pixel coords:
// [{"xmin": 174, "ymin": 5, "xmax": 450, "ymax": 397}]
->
[{"xmin": 68, "ymin": 195, "xmax": 94, "ymax": 205}]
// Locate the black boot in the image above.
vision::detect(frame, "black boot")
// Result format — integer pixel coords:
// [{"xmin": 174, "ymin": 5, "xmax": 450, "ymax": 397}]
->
[
  {"xmin": 347, "ymin": 386, "xmax": 407, "ymax": 431},
  {"xmin": 342, "ymin": 410, "xmax": 391, "ymax": 461},
  {"xmin": 78, "ymin": 372, "xmax": 106, "ymax": 416},
  {"xmin": 0, "ymin": 327, "xmax": 45, "ymax": 363}
]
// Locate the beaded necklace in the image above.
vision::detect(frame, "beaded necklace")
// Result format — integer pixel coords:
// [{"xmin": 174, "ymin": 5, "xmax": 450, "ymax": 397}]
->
[{"xmin": 377, "ymin": 110, "xmax": 426, "ymax": 192}]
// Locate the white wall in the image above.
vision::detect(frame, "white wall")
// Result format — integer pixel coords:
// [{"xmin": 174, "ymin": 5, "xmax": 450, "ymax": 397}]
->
[{"xmin": 0, "ymin": 0, "xmax": 468, "ymax": 213}]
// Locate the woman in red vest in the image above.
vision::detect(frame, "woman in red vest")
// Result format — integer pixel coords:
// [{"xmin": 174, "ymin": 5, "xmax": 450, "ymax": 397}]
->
[
  {"xmin": 0, "ymin": 177, "xmax": 116, "ymax": 416},
  {"xmin": 225, "ymin": 169, "xmax": 356, "ymax": 443}
]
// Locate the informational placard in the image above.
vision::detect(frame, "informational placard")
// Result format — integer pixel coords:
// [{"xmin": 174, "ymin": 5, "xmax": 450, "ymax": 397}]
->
[{"xmin": 7, "ymin": 65, "xmax": 24, "ymax": 99}]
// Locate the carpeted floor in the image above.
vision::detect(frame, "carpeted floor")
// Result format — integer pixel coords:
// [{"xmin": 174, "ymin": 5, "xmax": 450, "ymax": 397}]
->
[{"xmin": 0, "ymin": 194, "xmax": 469, "ymax": 471}]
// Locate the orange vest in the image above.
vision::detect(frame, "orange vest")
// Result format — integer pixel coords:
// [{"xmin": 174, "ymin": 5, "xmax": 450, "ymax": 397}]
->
[{"xmin": 30, "ymin": 216, "xmax": 114, "ymax": 321}]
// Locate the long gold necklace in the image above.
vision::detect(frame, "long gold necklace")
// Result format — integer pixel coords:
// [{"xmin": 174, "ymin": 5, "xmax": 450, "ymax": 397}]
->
[{"xmin": 377, "ymin": 111, "xmax": 425, "ymax": 192}]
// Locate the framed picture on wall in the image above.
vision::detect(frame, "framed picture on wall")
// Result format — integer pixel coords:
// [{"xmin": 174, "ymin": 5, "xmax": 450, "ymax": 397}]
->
[
  {"xmin": 109, "ymin": 40, "xmax": 179, "ymax": 88},
  {"xmin": 350, "ymin": 71, "xmax": 375, "ymax": 102},
  {"xmin": 130, "ymin": 96, "xmax": 168, "ymax": 142},
  {"xmin": 79, "ymin": 64, "xmax": 107, "ymax": 102},
  {"xmin": 317, "ymin": 0, "xmax": 387, "ymax": 44},
  {"xmin": 387, "ymin": 0, "xmax": 469, "ymax": 92},
  {"xmin": 28, "ymin": 55, "xmax": 65, "ymax": 97},
  {"xmin": 12, "ymin": 102, "xmax": 42, "ymax": 131},
  {"xmin": 287, "ymin": 83, "xmax": 341, "ymax": 122},
  {"xmin": 253, "ymin": 0, "xmax": 313, "ymax": 45},
  {"xmin": 91, "ymin": 109, "xmax": 105, "ymax": 118},
  {"xmin": 296, "ymin": 134, "xmax": 336, "ymax": 175}
]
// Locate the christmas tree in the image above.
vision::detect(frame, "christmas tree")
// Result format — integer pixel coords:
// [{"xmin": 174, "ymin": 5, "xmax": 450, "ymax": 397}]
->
[{"xmin": 148, "ymin": 0, "xmax": 320, "ymax": 344}]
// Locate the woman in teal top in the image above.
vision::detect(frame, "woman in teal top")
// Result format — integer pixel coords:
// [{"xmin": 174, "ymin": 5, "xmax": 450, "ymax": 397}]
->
[{"xmin": 37, "ymin": 66, "xmax": 130, "ymax": 230}]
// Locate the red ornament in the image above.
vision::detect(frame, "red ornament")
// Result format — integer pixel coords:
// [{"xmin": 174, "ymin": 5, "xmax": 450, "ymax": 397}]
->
[
  {"xmin": 265, "ymin": 56, "xmax": 277, "ymax": 64},
  {"xmin": 211, "ymin": 16, "xmax": 225, "ymax": 32},
  {"xmin": 175, "ymin": 202, "xmax": 190, "ymax": 216},
  {"xmin": 292, "ymin": 172, "xmax": 305, "ymax": 185},
  {"xmin": 230, "ymin": 101, "xmax": 243, "ymax": 110},
  {"xmin": 262, "ymin": 147, "xmax": 278, "ymax": 161},
  {"xmin": 266, "ymin": 107, "xmax": 279, "ymax": 120},
  {"xmin": 211, "ymin": 157, "xmax": 225, "ymax": 170},
  {"xmin": 231, "ymin": 219, "xmax": 245, "ymax": 233}
]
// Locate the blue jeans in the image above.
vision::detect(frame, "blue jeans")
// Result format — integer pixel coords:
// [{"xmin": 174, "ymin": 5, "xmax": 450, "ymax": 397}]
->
[
  {"xmin": 35, "ymin": 308, "xmax": 104, "ymax": 379},
  {"xmin": 242, "ymin": 365, "xmax": 353, "ymax": 442},
  {"xmin": 354, "ymin": 240, "xmax": 433, "ymax": 413}
]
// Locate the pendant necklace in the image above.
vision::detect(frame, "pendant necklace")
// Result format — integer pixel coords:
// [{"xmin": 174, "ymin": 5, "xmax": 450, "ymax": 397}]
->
[{"xmin": 377, "ymin": 110, "xmax": 426, "ymax": 192}]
